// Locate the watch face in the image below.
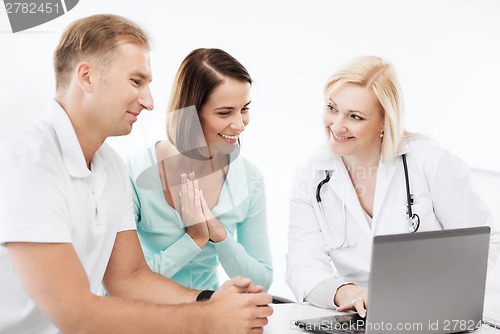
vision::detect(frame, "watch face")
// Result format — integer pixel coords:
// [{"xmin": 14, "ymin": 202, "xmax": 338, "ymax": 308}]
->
[{"xmin": 196, "ymin": 290, "xmax": 215, "ymax": 302}]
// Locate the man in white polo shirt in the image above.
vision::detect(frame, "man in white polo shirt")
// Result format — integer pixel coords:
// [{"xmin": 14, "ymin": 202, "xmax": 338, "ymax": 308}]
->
[{"xmin": 0, "ymin": 14, "xmax": 272, "ymax": 333}]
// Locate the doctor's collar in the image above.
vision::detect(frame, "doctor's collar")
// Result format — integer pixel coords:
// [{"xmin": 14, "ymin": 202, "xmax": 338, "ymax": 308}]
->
[{"xmin": 313, "ymin": 141, "xmax": 410, "ymax": 172}]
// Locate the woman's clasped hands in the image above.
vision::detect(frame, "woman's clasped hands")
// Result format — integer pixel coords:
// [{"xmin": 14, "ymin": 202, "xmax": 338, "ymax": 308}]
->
[{"xmin": 180, "ymin": 172, "xmax": 227, "ymax": 248}]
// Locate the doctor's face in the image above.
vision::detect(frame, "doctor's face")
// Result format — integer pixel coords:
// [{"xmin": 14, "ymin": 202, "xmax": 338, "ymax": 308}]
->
[{"xmin": 323, "ymin": 83, "xmax": 384, "ymax": 159}]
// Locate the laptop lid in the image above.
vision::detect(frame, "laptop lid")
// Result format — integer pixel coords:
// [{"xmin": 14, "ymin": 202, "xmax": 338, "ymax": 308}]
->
[
  {"xmin": 295, "ymin": 226, "xmax": 490, "ymax": 334},
  {"xmin": 365, "ymin": 226, "xmax": 490, "ymax": 333}
]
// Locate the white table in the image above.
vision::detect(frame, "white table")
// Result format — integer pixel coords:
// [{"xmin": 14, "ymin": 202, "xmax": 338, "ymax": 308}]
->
[
  {"xmin": 265, "ymin": 303, "xmax": 499, "ymax": 333},
  {"xmin": 264, "ymin": 303, "xmax": 337, "ymax": 333}
]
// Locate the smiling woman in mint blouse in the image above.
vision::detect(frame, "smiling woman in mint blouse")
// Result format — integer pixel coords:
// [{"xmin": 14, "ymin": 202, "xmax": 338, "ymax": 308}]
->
[{"xmin": 128, "ymin": 48, "xmax": 273, "ymax": 291}]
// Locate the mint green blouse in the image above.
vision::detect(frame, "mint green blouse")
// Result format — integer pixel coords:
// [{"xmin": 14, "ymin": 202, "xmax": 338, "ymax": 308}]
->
[{"xmin": 128, "ymin": 144, "xmax": 273, "ymax": 291}]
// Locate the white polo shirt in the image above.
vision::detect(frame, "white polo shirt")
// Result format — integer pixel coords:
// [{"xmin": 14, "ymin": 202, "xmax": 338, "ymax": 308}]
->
[{"xmin": 0, "ymin": 100, "xmax": 136, "ymax": 333}]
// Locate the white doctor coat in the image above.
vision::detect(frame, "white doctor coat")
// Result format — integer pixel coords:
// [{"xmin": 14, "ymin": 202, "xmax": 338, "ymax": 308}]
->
[{"xmin": 286, "ymin": 137, "xmax": 499, "ymax": 307}]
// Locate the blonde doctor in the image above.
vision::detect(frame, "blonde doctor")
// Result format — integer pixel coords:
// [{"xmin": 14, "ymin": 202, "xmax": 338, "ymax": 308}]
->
[{"xmin": 286, "ymin": 55, "xmax": 499, "ymax": 318}]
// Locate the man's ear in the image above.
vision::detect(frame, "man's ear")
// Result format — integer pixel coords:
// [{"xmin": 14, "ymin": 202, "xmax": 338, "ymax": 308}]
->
[{"xmin": 75, "ymin": 61, "xmax": 94, "ymax": 93}]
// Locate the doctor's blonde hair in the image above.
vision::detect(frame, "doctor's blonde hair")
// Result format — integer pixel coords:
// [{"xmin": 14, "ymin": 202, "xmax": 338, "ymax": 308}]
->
[{"xmin": 324, "ymin": 55, "xmax": 408, "ymax": 163}]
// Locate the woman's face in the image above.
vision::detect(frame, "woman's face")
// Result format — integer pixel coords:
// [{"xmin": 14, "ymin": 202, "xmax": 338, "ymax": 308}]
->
[
  {"xmin": 323, "ymin": 83, "xmax": 384, "ymax": 159},
  {"xmin": 199, "ymin": 77, "xmax": 251, "ymax": 155}
]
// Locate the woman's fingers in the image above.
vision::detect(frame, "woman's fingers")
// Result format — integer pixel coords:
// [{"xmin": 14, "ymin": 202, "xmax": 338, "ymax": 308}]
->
[
  {"xmin": 180, "ymin": 172, "xmax": 205, "ymax": 226},
  {"xmin": 180, "ymin": 173, "xmax": 187, "ymax": 209},
  {"xmin": 200, "ymin": 190, "xmax": 215, "ymax": 220},
  {"xmin": 337, "ymin": 297, "xmax": 366, "ymax": 317},
  {"xmin": 351, "ymin": 297, "xmax": 366, "ymax": 318},
  {"xmin": 200, "ymin": 190, "xmax": 227, "ymax": 242}
]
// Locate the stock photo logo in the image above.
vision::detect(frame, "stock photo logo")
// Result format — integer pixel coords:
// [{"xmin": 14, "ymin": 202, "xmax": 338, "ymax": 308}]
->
[{"xmin": 3, "ymin": 0, "xmax": 79, "ymax": 33}]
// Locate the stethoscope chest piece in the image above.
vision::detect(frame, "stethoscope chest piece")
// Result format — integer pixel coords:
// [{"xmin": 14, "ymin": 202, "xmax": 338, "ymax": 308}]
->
[{"xmin": 408, "ymin": 214, "xmax": 420, "ymax": 233}]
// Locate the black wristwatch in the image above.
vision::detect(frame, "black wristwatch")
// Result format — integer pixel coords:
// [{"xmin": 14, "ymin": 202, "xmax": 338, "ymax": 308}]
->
[{"xmin": 196, "ymin": 290, "xmax": 215, "ymax": 302}]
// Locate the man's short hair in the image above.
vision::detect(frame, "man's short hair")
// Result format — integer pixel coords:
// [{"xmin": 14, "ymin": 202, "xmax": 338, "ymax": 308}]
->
[{"xmin": 54, "ymin": 14, "xmax": 150, "ymax": 91}]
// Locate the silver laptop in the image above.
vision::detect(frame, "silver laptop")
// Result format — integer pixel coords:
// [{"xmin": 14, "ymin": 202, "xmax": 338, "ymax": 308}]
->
[{"xmin": 295, "ymin": 226, "xmax": 491, "ymax": 334}]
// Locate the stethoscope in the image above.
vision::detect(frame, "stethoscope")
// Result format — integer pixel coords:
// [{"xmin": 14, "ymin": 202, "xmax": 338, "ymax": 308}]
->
[
  {"xmin": 401, "ymin": 154, "xmax": 420, "ymax": 232},
  {"xmin": 315, "ymin": 154, "xmax": 420, "ymax": 246}
]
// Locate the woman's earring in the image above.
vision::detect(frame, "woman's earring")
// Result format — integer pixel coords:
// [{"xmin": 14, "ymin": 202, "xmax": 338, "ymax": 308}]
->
[{"xmin": 380, "ymin": 131, "xmax": 384, "ymax": 138}]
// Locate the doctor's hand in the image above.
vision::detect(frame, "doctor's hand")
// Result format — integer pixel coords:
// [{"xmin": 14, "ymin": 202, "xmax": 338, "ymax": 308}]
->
[
  {"xmin": 180, "ymin": 172, "xmax": 209, "ymax": 248},
  {"xmin": 199, "ymin": 190, "xmax": 228, "ymax": 243},
  {"xmin": 335, "ymin": 284, "xmax": 368, "ymax": 318}
]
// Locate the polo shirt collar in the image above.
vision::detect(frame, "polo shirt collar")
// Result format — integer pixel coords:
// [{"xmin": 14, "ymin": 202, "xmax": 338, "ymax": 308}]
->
[{"xmin": 48, "ymin": 99, "xmax": 91, "ymax": 178}]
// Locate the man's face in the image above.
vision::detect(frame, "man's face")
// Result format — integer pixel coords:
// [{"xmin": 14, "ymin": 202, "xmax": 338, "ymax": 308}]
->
[{"xmin": 88, "ymin": 43, "xmax": 153, "ymax": 137}]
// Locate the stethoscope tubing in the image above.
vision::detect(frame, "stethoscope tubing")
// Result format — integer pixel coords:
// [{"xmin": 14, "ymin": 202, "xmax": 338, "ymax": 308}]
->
[
  {"xmin": 317, "ymin": 199, "xmax": 348, "ymax": 248},
  {"xmin": 402, "ymin": 154, "xmax": 413, "ymax": 217},
  {"xmin": 315, "ymin": 154, "xmax": 420, "ymax": 237}
]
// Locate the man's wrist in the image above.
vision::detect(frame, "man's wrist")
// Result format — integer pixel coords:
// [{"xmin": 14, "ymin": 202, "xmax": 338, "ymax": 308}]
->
[{"xmin": 196, "ymin": 290, "xmax": 215, "ymax": 302}]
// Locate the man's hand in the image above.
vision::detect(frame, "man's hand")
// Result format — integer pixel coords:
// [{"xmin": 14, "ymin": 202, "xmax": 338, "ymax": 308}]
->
[
  {"xmin": 214, "ymin": 276, "xmax": 264, "ymax": 296},
  {"xmin": 207, "ymin": 276, "xmax": 273, "ymax": 334}
]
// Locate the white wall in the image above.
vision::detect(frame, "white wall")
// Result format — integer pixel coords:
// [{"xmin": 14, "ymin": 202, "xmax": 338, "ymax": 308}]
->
[
  {"xmin": 1, "ymin": 0, "xmax": 499, "ymax": 300},
  {"xmin": 471, "ymin": 169, "xmax": 500, "ymax": 294}
]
